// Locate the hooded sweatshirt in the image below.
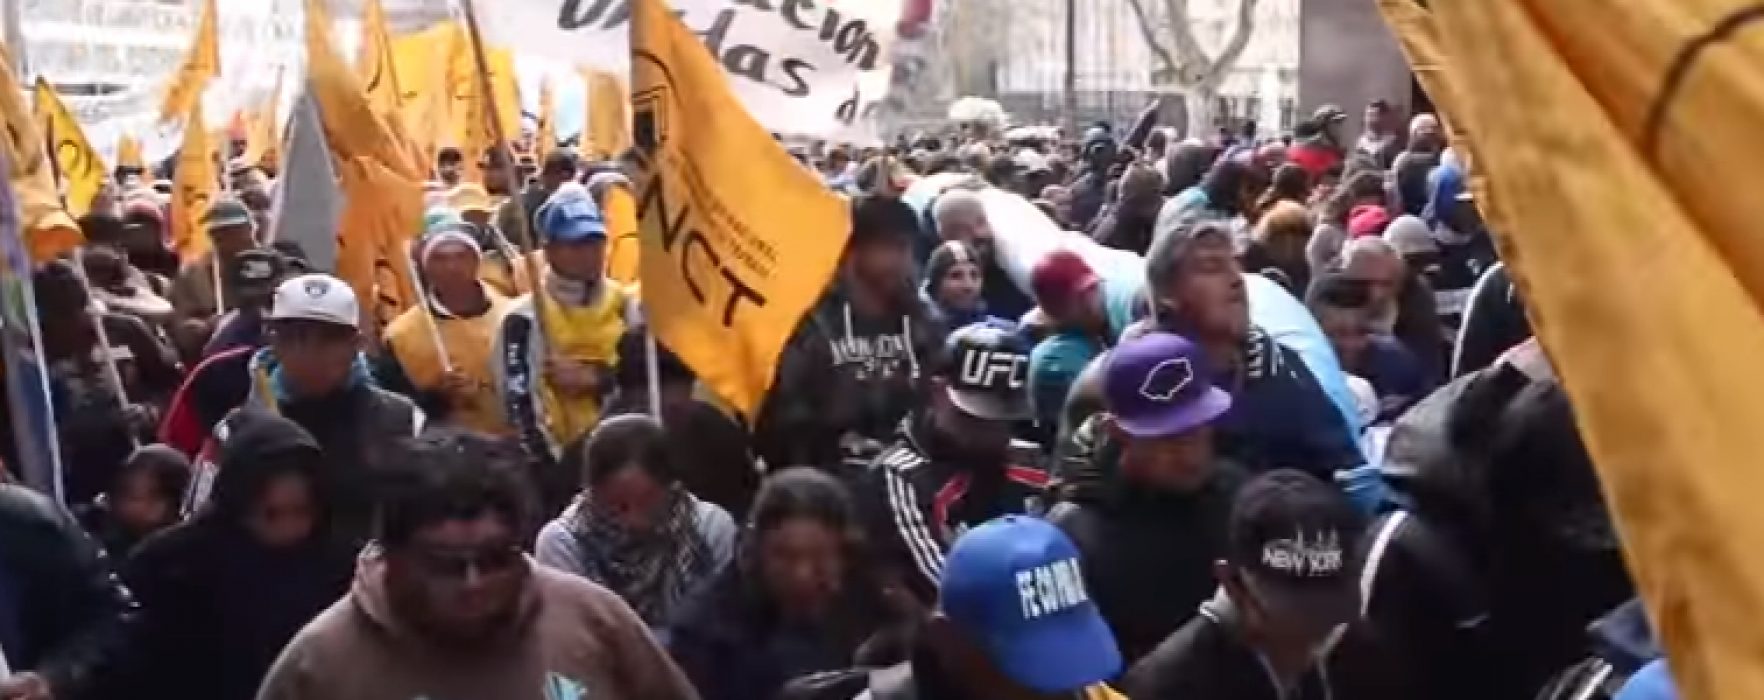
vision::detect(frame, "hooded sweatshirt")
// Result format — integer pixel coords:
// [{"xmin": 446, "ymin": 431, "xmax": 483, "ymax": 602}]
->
[
  {"xmin": 257, "ymin": 550, "xmax": 700, "ymax": 700},
  {"xmin": 241, "ymin": 348, "xmax": 424, "ymax": 544},
  {"xmin": 120, "ymin": 408, "xmax": 354, "ymax": 700},
  {"xmin": 754, "ymin": 285, "xmax": 944, "ymax": 470}
]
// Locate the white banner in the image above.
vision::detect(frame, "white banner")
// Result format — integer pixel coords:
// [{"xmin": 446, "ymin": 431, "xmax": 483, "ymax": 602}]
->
[{"xmin": 478, "ymin": 0, "xmax": 904, "ymax": 140}]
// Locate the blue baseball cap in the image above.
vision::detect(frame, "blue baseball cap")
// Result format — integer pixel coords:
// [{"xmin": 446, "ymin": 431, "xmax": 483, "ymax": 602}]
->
[
  {"xmin": 1103, "ymin": 332, "xmax": 1232, "ymax": 438},
  {"xmin": 536, "ymin": 183, "xmax": 607, "ymax": 244},
  {"xmin": 940, "ymin": 516, "xmax": 1121, "ymax": 694}
]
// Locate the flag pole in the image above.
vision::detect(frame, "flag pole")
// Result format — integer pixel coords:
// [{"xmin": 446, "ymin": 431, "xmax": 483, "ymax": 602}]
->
[
  {"xmin": 459, "ymin": 0, "xmax": 550, "ymax": 342},
  {"xmin": 403, "ymin": 240, "xmax": 454, "ymax": 373},
  {"xmin": 645, "ymin": 329, "xmax": 663, "ymax": 426},
  {"xmin": 68, "ymin": 248, "xmax": 142, "ymax": 450},
  {"xmin": 214, "ymin": 124, "xmax": 235, "ymax": 313}
]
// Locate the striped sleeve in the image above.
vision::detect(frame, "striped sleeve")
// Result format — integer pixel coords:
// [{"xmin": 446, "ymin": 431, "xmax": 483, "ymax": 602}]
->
[{"xmin": 879, "ymin": 451, "xmax": 946, "ymax": 595}]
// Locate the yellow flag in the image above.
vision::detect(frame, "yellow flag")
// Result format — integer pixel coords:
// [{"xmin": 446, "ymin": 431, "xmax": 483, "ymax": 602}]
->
[
  {"xmin": 355, "ymin": 0, "xmax": 402, "ymax": 117},
  {"xmin": 1419, "ymin": 0, "xmax": 1764, "ymax": 697},
  {"xmin": 31, "ymin": 79, "xmax": 108, "ymax": 219},
  {"xmin": 303, "ymin": 0, "xmax": 421, "ymax": 181},
  {"xmin": 601, "ymin": 184, "xmax": 639, "ymax": 285},
  {"xmin": 390, "ymin": 25, "xmax": 453, "ymax": 171},
  {"xmin": 116, "ymin": 135, "xmax": 144, "ymax": 171},
  {"xmin": 160, "ymin": 0, "xmax": 220, "ymax": 123},
  {"xmin": 170, "ymin": 103, "xmax": 216, "ymax": 264},
  {"xmin": 536, "ymin": 78, "xmax": 556, "ymax": 165},
  {"xmin": 443, "ymin": 22, "xmax": 520, "ymax": 183},
  {"xmin": 629, "ymin": 0, "xmax": 850, "ymax": 417},
  {"xmin": 304, "ymin": 0, "xmax": 424, "ymax": 324},
  {"xmin": 0, "ymin": 50, "xmax": 81, "ymax": 262},
  {"xmin": 585, "ymin": 69, "xmax": 632, "ymax": 161},
  {"xmin": 335, "ymin": 156, "xmax": 423, "ymax": 328},
  {"xmin": 241, "ymin": 69, "xmax": 284, "ymax": 170}
]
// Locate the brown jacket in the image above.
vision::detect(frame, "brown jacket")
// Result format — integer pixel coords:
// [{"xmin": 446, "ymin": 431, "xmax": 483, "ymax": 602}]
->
[{"xmin": 256, "ymin": 551, "xmax": 699, "ymax": 700}]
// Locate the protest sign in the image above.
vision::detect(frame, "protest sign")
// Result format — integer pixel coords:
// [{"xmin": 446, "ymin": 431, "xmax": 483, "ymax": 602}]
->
[{"xmin": 480, "ymin": 0, "xmax": 904, "ymax": 139}]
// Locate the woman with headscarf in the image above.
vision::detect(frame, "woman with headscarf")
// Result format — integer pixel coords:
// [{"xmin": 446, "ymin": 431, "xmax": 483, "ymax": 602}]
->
[
  {"xmin": 118, "ymin": 407, "xmax": 353, "ymax": 700},
  {"xmin": 536, "ymin": 414, "xmax": 738, "ymax": 636},
  {"xmin": 667, "ymin": 468, "xmax": 905, "ymax": 700}
]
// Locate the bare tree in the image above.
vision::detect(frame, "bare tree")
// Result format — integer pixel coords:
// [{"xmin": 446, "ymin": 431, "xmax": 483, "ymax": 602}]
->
[{"xmin": 1124, "ymin": 0, "xmax": 1260, "ymax": 137}]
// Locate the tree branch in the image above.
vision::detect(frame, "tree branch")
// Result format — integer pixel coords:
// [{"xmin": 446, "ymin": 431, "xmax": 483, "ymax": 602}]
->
[
  {"xmin": 1201, "ymin": 0, "xmax": 1262, "ymax": 86},
  {"xmin": 1160, "ymin": 0, "xmax": 1213, "ymax": 84},
  {"xmin": 1123, "ymin": 0, "xmax": 1180, "ymax": 83}
]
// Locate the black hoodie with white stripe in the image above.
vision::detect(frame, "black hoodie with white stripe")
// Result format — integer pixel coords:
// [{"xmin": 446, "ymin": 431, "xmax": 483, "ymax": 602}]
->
[{"xmin": 851, "ymin": 418, "xmax": 1049, "ymax": 603}]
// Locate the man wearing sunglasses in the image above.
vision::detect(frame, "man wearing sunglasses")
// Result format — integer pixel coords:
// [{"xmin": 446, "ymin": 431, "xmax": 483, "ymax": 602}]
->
[{"xmin": 258, "ymin": 430, "xmax": 699, "ymax": 700}]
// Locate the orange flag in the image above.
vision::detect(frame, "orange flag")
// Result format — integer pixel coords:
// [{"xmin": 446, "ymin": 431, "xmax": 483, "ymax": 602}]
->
[
  {"xmin": 584, "ymin": 69, "xmax": 631, "ymax": 161},
  {"xmin": 536, "ymin": 77, "xmax": 556, "ymax": 165},
  {"xmin": 1416, "ymin": 0, "xmax": 1764, "ymax": 697},
  {"xmin": 169, "ymin": 103, "xmax": 217, "ymax": 264},
  {"xmin": 356, "ymin": 0, "xmax": 403, "ymax": 117},
  {"xmin": 159, "ymin": 0, "xmax": 220, "ymax": 123},
  {"xmin": 116, "ymin": 135, "xmax": 144, "ymax": 171},
  {"xmin": 304, "ymin": 0, "xmax": 423, "ymax": 325},
  {"xmin": 0, "ymin": 48, "xmax": 81, "ymax": 262},
  {"xmin": 629, "ymin": 0, "xmax": 850, "ymax": 417}
]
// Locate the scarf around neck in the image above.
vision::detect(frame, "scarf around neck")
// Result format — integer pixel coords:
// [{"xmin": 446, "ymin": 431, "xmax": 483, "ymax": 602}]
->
[
  {"xmin": 544, "ymin": 268, "xmax": 600, "ymax": 307},
  {"xmin": 567, "ymin": 487, "xmax": 712, "ymax": 626}
]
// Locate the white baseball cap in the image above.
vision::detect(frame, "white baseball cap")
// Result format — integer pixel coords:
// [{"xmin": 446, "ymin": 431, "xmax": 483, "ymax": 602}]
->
[{"xmin": 267, "ymin": 273, "xmax": 359, "ymax": 328}]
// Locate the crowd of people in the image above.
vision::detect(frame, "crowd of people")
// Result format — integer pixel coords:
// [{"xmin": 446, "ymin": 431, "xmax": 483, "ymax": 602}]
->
[{"xmin": 0, "ymin": 100, "xmax": 1675, "ymax": 700}]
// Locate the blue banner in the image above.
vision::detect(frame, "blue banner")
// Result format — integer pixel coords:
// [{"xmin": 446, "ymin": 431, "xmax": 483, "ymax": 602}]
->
[{"xmin": 0, "ymin": 152, "xmax": 65, "ymax": 503}]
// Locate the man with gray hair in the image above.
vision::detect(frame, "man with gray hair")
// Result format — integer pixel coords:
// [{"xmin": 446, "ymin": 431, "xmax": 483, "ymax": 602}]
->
[
  {"xmin": 932, "ymin": 188, "xmax": 1033, "ymax": 321},
  {"xmin": 1143, "ymin": 219, "xmax": 1372, "ymax": 505},
  {"xmin": 1340, "ymin": 235, "xmax": 1447, "ymax": 384}
]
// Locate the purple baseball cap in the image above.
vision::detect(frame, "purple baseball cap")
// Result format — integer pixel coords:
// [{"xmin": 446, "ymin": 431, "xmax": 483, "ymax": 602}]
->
[{"xmin": 1103, "ymin": 332, "xmax": 1233, "ymax": 438}]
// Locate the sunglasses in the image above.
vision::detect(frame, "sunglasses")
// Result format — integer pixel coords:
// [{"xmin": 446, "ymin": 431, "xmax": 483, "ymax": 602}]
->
[{"xmin": 411, "ymin": 543, "xmax": 524, "ymax": 580}]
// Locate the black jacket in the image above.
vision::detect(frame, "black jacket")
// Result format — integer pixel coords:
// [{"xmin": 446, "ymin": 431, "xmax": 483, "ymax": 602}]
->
[
  {"xmin": 755, "ymin": 287, "xmax": 944, "ymax": 471},
  {"xmin": 1378, "ymin": 364, "xmax": 1633, "ymax": 697},
  {"xmin": 0, "ymin": 484, "xmax": 133, "ymax": 698},
  {"xmin": 854, "ymin": 419, "xmax": 1049, "ymax": 602},
  {"xmin": 274, "ymin": 383, "xmax": 423, "ymax": 544},
  {"xmin": 667, "ymin": 565, "xmax": 896, "ymax": 700},
  {"xmin": 119, "ymin": 408, "xmax": 356, "ymax": 700},
  {"xmin": 1450, "ymin": 261, "xmax": 1530, "ymax": 378},
  {"xmin": 1122, "ymin": 597, "xmax": 1410, "ymax": 700},
  {"xmin": 1048, "ymin": 456, "xmax": 1246, "ymax": 663}
]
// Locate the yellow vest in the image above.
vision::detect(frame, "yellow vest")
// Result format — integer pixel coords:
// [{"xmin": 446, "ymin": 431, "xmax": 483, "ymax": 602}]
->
[
  {"xmin": 384, "ymin": 288, "xmax": 514, "ymax": 436},
  {"xmin": 478, "ymin": 255, "xmax": 530, "ymax": 299},
  {"xmin": 535, "ymin": 280, "xmax": 629, "ymax": 448}
]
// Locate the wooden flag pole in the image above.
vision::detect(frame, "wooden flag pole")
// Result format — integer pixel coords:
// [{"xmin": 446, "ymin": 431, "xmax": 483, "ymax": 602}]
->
[
  {"xmin": 404, "ymin": 239, "xmax": 454, "ymax": 373},
  {"xmin": 69, "ymin": 248, "xmax": 142, "ymax": 450},
  {"xmin": 459, "ymin": 0, "xmax": 550, "ymax": 342}
]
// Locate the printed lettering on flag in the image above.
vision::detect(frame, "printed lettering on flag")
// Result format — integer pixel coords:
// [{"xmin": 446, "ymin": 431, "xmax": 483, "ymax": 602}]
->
[
  {"xmin": 629, "ymin": 0, "xmax": 850, "ymax": 418},
  {"xmin": 480, "ymin": 0, "xmax": 905, "ymax": 139}
]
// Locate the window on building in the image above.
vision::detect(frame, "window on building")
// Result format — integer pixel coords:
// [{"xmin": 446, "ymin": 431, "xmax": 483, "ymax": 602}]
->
[{"xmin": 1279, "ymin": 97, "xmax": 1298, "ymax": 133}]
